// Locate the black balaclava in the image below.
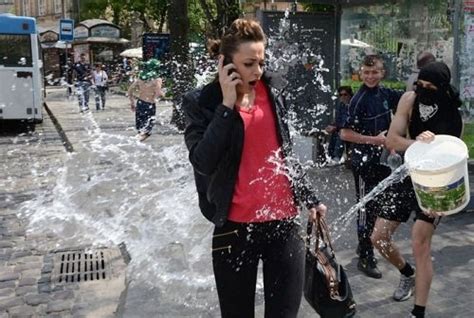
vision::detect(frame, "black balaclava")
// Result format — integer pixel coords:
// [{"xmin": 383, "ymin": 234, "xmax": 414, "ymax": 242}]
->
[{"xmin": 415, "ymin": 61, "xmax": 462, "ymax": 108}]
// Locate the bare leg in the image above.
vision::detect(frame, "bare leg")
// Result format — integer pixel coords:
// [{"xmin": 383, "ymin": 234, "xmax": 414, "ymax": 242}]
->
[
  {"xmin": 371, "ymin": 217, "xmax": 405, "ymax": 269},
  {"xmin": 412, "ymin": 220, "xmax": 435, "ymax": 306}
]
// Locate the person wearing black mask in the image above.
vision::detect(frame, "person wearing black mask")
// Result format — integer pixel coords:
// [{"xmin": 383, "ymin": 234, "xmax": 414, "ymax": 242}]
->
[
  {"xmin": 378, "ymin": 61, "xmax": 463, "ymax": 318},
  {"xmin": 405, "ymin": 51, "xmax": 436, "ymax": 92}
]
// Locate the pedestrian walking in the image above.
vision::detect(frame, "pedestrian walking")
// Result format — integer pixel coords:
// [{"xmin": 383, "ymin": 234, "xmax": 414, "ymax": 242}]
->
[
  {"xmin": 65, "ymin": 57, "xmax": 74, "ymax": 99},
  {"xmin": 73, "ymin": 53, "xmax": 92, "ymax": 112},
  {"xmin": 381, "ymin": 61, "xmax": 463, "ymax": 318},
  {"xmin": 340, "ymin": 54, "xmax": 404, "ymax": 279},
  {"xmin": 92, "ymin": 63, "xmax": 108, "ymax": 111},
  {"xmin": 183, "ymin": 18, "xmax": 327, "ymax": 318},
  {"xmin": 127, "ymin": 59, "xmax": 163, "ymax": 141}
]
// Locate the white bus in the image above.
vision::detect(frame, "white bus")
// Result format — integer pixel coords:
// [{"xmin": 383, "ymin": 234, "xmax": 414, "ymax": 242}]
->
[{"xmin": 0, "ymin": 14, "xmax": 44, "ymax": 124}]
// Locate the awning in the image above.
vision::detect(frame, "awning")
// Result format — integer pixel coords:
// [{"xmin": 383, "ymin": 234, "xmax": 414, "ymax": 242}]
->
[
  {"xmin": 341, "ymin": 38, "xmax": 372, "ymax": 48},
  {"xmin": 41, "ymin": 41, "xmax": 70, "ymax": 49},
  {"xmin": 120, "ymin": 47, "xmax": 142, "ymax": 59},
  {"xmin": 74, "ymin": 37, "xmax": 130, "ymax": 45}
]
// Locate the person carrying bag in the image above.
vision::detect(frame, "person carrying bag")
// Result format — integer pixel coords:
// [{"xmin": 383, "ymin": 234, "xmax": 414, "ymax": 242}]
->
[{"xmin": 304, "ymin": 216, "xmax": 357, "ymax": 317}]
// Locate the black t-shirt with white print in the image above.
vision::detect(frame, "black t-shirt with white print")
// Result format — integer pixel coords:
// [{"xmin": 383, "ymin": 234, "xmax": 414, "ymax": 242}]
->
[{"xmin": 408, "ymin": 96, "xmax": 462, "ymax": 139}]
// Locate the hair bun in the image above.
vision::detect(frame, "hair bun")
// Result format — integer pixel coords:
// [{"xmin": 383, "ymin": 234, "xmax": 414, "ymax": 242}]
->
[{"xmin": 207, "ymin": 39, "xmax": 221, "ymax": 59}]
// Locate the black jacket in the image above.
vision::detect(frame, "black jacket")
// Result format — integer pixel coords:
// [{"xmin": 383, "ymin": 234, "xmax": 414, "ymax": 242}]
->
[{"xmin": 183, "ymin": 72, "xmax": 320, "ymax": 227}]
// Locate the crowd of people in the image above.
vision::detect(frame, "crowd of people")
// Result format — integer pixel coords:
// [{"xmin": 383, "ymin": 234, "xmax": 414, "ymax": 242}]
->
[
  {"xmin": 68, "ymin": 53, "xmax": 164, "ymax": 142},
  {"xmin": 183, "ymin": 18, "xmax": 464, "ymax": 318}
]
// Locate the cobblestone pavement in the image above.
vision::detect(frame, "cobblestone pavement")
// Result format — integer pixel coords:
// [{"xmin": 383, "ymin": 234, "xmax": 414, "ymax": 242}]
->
[{"xmin": 0, "ymin": 87, "xmax": 473, "ymax": 317}]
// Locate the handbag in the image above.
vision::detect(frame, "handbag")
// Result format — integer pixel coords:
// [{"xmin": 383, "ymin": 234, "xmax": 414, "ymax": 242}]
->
[{"xmin": 304, "ymin": 217, "xmax": 356, "ymax": 318}]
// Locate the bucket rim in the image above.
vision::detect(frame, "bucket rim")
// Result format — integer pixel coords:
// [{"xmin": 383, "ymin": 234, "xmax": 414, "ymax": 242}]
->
[
  {"xmin": 405, "ymin": 135, "xmax": 468, "ymax": 172},
  {"xmin": 407, "ymin": 156, "xmax": 468, "ymax": 174}
]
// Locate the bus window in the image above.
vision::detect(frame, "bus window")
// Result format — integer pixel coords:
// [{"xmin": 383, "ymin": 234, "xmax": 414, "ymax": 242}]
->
[{"xmin": 0, "ymin": 34, "xmax": 32, "ymax": 67}]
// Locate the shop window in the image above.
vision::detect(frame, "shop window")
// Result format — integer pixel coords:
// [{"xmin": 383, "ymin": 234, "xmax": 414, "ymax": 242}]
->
[
  {"xmin": 38, "ymin": 0, "xmax": 46, "ymax": 16},
  {"xmin": 22, "ymin": 0, "xmax": 30, "ymax": 16},
  {"xmin": 54, "ymin": 0, "xmax": 61, "ymax": 14}
]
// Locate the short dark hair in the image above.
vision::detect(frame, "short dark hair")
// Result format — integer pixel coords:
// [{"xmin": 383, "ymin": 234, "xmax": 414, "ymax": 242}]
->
[
  {"xmin": 416, "ymin": 51, "xmax": 436, "ymax": 69},
  {"xmin": 338, "ymin": 86, "xmax": 353, "ymax": 96},
  {"xmin": 361, "ymin": 54, "xmax": 384, "ymax": 68}
]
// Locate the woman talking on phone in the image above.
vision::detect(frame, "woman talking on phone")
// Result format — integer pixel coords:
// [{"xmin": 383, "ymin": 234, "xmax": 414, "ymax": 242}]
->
[{"xmin": 183, "ymin": 19, "xmax": 327, "ymax": 318}]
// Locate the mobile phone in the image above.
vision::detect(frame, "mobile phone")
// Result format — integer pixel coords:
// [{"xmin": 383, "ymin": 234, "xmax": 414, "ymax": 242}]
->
[{"xmin": 223, "ymin": 56, "xmax": 236, "ymax": 76}]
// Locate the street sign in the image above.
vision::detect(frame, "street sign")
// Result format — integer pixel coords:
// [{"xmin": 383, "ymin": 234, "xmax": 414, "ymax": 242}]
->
[{"xmin": 59, "ymin": 19, "xmax": 74, "ymax": 42}]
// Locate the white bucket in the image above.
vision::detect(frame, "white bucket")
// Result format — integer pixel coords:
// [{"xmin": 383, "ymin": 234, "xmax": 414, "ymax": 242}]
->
[{"xmin": 404, "ymin": 135, "xmax": 470, "ymax": 216}]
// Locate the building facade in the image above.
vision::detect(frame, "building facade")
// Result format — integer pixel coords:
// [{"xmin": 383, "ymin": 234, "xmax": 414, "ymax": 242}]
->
[
  {"xmin": 11, "ymin": 1, "xmax": 75, "ymax": 83},
  {"xmin": 0, "ymin": 0, "xmax": 15, "ymax": 13},
  {"xmin": 14, "ymin": 0, "xmax": 74, "ymax": 29}
]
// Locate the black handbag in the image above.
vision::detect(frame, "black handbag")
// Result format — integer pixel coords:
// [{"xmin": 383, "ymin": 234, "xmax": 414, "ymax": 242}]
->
[{"xmin": 304, "ymin": 217, "xmax": 356, "ymax": 318}]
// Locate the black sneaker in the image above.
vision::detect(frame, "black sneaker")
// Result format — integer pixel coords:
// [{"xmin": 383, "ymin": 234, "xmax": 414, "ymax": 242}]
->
[{"xmin": 358, "ymin": 257, "xmax": 382, "ymax": 279}]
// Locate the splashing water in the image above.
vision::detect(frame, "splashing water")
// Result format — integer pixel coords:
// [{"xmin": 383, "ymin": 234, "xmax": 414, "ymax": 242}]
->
[
  {"xmin": 17, "ymin": 8, "xmax": 348, "ymax": 315},
  {"xmin": 331, "ymin": 164, "xmax": 409, "ymax": 242},
  {"xmin": 19, "ymin": 107, "xmax": 221, "ymax": 313}
]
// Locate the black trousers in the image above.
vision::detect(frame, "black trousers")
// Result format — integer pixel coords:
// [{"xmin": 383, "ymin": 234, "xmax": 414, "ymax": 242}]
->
[
  {"xmin": 212, "ymin": 218, "xmax": 305, "ymax": 318},
  {"xmin": 352, "ymin": 163, "xmax": 391, "ymax": 258}
]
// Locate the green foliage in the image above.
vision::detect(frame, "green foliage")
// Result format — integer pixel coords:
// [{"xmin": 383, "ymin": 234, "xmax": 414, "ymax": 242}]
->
[
  {"xmin": 300, "ymin": 2, "xmax": 334, "ymax": 13},
  {"xmin": 80, "ymin": 0, "xmax": 109, "ymax": 21},
  {"xmin": 462, "ymin": 122, "xmax": 474, "ymax": 158},
  {"xmin": 79, "ymin": 0, "xmax": 170, "ymax": 36},
  {"xmin": 340, "ymin": 79, "xmax": 406, "ymax": 93},
  {"xmin": 189, "ymin": 0, "xmax": 212, "ymax": 41},
  {"xmin": 78, "ymin": 0, "xmax": 235, "ymax": 39}
]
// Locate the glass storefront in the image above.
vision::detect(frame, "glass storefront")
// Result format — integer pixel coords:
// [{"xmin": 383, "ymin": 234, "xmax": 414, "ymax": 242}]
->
[{"xmin": 340, "ymin": 0, "xmax": 453, "ymax": 91}]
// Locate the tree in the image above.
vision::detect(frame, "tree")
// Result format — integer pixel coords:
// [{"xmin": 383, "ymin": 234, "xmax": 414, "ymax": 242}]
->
[
  {"xmin": 127, "ymin": 0, "xmax": 169, "ymax": 33},
  {"xmin": 79, "ymin": 0, "xmax": 123, "ymax": 25},
  {"xmin": 79, "ymin": 0, "xmax": 170, "ymax": 38},
  {"xmin": 197, "ymin": 0, "xmax": 242, "ymax": 38}
]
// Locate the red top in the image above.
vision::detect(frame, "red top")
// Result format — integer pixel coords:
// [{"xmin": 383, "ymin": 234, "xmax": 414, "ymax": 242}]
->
[{"xmin": 228, "ymin": 81, "xmax": 298, "ymax": 223}]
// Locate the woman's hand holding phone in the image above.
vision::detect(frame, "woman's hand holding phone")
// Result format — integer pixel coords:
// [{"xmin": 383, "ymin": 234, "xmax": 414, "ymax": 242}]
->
[{"xmin": 218, "ymin": 55, "xmax": 242, "ymax": 109}]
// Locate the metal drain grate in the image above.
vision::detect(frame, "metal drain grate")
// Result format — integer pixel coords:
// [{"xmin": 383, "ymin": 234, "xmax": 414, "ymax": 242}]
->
[{"xmin": 52, "ymin": 250, "xmax": 109, "ymax": 284}]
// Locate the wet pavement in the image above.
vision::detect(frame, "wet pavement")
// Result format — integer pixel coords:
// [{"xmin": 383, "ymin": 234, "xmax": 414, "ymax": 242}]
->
[{"xmin": 0, "ymin": 87, "xmax": 473, "ymax": 317}]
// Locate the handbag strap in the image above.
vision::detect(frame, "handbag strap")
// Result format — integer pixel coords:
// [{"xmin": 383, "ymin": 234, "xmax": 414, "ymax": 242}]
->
[
  {"xmin": 307, "ymin": 217, "xmax": 343, "ymax": 300},
  {"xmin": 307, "ymin": 216, "xmax": 335, "ymax": 256}
]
